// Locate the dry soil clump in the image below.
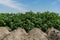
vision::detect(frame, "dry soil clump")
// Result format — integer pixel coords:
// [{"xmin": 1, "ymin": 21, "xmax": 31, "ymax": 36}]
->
[
  {"xmin": 47, "ymin": 27, "xmax": 60, "ymax": 40},
  {"xmin": 0, "ymin": 27, "xmax": 10, "ymax": 40},
  {"xmin": 26, "ymin": 28, "xmax": 48, "ymax": 40},
  {"xmin": 3, "ymin": 28, "xmax": 28, "ymax": 40}
]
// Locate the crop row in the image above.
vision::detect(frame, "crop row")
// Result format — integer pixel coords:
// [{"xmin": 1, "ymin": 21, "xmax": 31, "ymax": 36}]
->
[{"xmin": 0, "ymin": 11, "xmax": 60, "ymax": 32}]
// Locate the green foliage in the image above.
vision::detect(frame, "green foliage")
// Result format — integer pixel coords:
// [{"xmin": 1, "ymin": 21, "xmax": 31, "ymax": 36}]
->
[{"xmin": 0, "ymin": 11, "xmax": 60, "ymax": 32}]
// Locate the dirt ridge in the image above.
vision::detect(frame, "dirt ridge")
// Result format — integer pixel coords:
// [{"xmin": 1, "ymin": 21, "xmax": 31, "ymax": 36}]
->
[{"xmin": 0, "ymin": 27, "xmax": 60, "ymax": 40}]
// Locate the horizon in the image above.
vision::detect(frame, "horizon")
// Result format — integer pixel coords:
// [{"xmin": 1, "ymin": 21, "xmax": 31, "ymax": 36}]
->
[{"xmin": 0, "ymin": 0, "xmax": 60, "ymax": 14}]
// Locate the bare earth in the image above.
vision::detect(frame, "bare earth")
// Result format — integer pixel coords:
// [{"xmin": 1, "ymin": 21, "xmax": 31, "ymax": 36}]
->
[{"xmin": 0, "ymin": 27, "xmax": 60, "ymax": 40}]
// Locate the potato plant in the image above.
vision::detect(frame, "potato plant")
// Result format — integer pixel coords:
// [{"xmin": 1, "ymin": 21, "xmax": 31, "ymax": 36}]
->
[{"xmin": 0, "ymin": 11, "xmax": 60, "ymax": 32}]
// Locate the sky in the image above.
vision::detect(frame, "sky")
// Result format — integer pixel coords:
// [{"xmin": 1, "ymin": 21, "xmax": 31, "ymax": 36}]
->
[{"xmin": 0, "ymin": 0, "xmax": 60, "ymax": 13}]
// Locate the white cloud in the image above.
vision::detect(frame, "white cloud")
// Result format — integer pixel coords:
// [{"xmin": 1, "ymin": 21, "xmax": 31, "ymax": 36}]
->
[{"xmin": 0, "ymin": 0, "xmax": 28, "ymax": 12}]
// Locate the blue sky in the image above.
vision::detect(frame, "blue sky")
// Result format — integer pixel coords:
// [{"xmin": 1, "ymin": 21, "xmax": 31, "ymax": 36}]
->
[{"xmin": 0, "ymin": 0, "xmax": 60, "ymax": 13}]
